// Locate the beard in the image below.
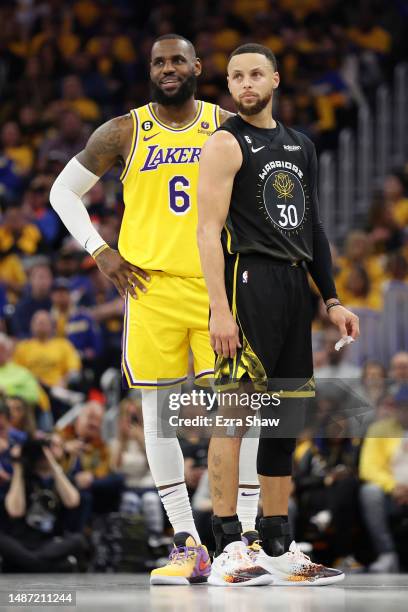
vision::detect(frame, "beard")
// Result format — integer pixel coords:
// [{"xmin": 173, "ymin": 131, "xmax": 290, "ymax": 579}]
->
[
  {"xmin": 150, "ymin": 72, "xmax": 197, "ymax": 106},
  {"xmin": 234, "ymin": 91, "xmax": 272, "ymax": 116}
]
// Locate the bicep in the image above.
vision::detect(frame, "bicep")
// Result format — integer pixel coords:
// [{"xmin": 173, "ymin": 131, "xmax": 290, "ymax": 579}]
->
[
  {"xmin": 198, "ymin": 132, "xmax": 242, "ymax": 231},
  {"xmin": 76, "ymin": 115, "xmax": 131, "ymax": 177}
]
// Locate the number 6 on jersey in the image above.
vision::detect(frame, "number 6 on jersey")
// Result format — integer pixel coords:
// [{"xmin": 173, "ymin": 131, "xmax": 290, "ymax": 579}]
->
[{"xmin": 169, "ymin": 176, "xmax": 191, "ymax": 215}]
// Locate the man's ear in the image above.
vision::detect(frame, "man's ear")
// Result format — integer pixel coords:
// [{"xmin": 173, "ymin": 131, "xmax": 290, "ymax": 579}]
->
[{"xmin": 194, "ymin": 57, "xmax": 202, "ymax": 77}]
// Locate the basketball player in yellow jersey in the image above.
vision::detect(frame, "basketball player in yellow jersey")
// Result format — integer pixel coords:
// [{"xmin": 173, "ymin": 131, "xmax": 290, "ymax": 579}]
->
[{"xmin": 50, "ymin": 34, "xmax": 261, "ymax": 585}]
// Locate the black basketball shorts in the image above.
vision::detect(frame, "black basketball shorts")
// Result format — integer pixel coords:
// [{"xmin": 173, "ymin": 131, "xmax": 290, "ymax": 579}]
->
[{"xmin": 215, "ymin": 252, "xmax": 315, "ymax": 398}]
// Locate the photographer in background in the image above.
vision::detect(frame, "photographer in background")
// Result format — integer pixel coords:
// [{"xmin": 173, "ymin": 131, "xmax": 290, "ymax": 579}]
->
[{"xmin": 0, "ymin": 438, "xmax": 88, "ymax": 572}]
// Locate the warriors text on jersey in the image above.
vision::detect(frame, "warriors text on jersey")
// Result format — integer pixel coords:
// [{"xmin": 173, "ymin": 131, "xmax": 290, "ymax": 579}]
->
[
  {"xmin": 119, "ymin": 101, "xmax": 220, "ymax": 277},
  {"xmin": 218, "ymin": 115, "xmax": 320, "ymax": 263}
]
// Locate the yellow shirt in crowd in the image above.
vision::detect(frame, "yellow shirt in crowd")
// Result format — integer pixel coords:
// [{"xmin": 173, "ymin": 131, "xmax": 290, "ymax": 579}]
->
[{"xmin": 13, "ymin": 338, "xmax": 81, "ymax": 387}]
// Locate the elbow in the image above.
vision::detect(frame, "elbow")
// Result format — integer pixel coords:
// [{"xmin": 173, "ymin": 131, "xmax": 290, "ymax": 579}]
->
[{"xmin": 5, "ymin": 501, "xmax": 25, "ymax": 518}]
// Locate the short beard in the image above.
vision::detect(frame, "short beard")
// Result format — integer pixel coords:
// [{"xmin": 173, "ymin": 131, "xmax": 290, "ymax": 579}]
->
[
  {"xmin": 150, "ymin": 73, "xmax": 197, "ymax": 107},
  {"xmin": 235, "ymin": 92, "xmax": 272, "ymax": 116}
]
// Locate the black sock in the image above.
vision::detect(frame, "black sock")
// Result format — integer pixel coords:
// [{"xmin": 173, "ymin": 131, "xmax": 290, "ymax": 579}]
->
[
  {"xmin": 259, "ymin": 515, "xmax": 291, "ymax": 557},
  {"xmin": 212, "ymin": 514, "xmax": 242, "ymax": 556}
]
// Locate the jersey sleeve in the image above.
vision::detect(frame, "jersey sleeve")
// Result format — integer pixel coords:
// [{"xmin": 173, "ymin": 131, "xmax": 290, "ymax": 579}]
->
[{"xmin": 304, "ymin": 138, "xmax": 338, "ymax": 302}]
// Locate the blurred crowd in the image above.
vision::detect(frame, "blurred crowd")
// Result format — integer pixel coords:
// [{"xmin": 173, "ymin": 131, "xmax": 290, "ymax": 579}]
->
[{"xmin": 0, "ymin": 0, "xmax": 408, "ymax": 574}]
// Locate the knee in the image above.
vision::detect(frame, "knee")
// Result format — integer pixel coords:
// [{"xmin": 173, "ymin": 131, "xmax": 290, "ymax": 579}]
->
[{"xmin": 257, "ymin": 437, "xmax": 296, "ymax": 476}]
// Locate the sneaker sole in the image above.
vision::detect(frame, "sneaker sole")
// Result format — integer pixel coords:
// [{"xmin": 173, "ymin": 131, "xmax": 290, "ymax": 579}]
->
[
  {"xmin": 208, "ymin": 573, "xmax": 273, "ymax": 587},
  {"xmin": 150, "ymin": 575, "xmax": 208, "ymax": 586},
  {"xmin": 271, "ymin": 573, "xmax": 345, "ymax": 586}
]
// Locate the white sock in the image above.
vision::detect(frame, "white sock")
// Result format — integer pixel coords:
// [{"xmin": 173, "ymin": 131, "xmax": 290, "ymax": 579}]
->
[
  {"xmin": 142, "ymin": 388, "xmax": 201, "ymax": 544},
  {"xmin": 237, "ymin": 432, "xmax": 260, "ymax": 533}
]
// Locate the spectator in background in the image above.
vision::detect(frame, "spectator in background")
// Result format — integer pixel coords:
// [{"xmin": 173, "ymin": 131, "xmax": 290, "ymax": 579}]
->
[
  {"xmin": 13, "ymin": 310, "xmax": 81, "ymax": 421},
  {"xmin": 293, "ymin": 424, "xmax": 361, "ymax": 569},
  {"xmin": 384, "ymin": 252, "xmax": 408, "ymax": 289},
  {"xmin": 389, "ymin": 352, "xmax": 408, "ymax": 395},
  {"xmin": 38, "ymin": 110, "xmax": 89, "ymax": 170},
  {"xmin": 48, "ymin": 75, "xmax": 101, "ymax": 123},
  {"xmin": 11, "ymin": 262, "xmax": 52, "ymax": 338},
  {"xmin": 6, "ymin": 396, "xmax": 36, "ymax": 437},
  {"xmin": 359, "ymin": 386, "xmax": 408, "ymax": 572},
  {"xmin": 22, "ymin": 176, "xmax": 61, "ymax": 248},
  {"xmin": 110, "ymin": 398, "xmax": 163, "ymax": 538},
  {"xmin": 0, "ymin": 438, "xmax": 87, "ymax": 572},
  {"xmin": 384, "ymin": 171, "xmax": 408, "ymax": 230},
  {"xmin": 335, "ymin": 231, "xmax": 385, "ymax": 299},
  {"xmin": 0, "ymin": 333, "xmax": 39, "ymax": 406},
  {"xmin": 342, "ymin": 265, "xmax": 382, "ymax": 311},
  {"xmin": 59, "ymin": 402, "xmax": 124, "ymax": 529},
  {"xmin": 357, "ymin": 361, "xmax": 388, "ymax": 411},
  {"xmin": 1, "ymin": 121, "xmax": 34, "ymax": 178},
  {"xmin": 367, "ymin": 191, "xmax": 404, "ymax": 254},
  {"xmin": 0, "ymin": 203, "xmax": 44, "ymax": 260},
  {"xmin": 51, "ymin": 277, "xmax": 102, "ymax": 363},
  {"xmin": 0, "ymin": 397, "xmax": 28, "ymax": 502}
]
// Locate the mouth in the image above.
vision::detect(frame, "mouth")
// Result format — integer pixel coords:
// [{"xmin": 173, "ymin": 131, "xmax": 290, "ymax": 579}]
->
[
  {"xmin": 160, "ymin": 78, "xmax": 181, "ymax": 90},
  {"xmin": 240, "ymin": 93, "xmax": 258, "ymax": 101}
]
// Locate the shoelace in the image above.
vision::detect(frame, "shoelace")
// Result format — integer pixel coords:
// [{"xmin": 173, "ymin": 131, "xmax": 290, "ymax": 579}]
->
[
  {"xmin": 169, "ymin": 546, "xmax": 195, "ymax": 565},
  {"xmin": 289, "ymin": 544, "xmax": 321, "ymax": 568}
]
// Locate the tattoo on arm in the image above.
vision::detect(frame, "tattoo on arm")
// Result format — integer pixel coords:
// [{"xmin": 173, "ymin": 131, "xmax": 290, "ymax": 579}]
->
[
  {"xmin": 76, "ymin": 114, "xmax": 132, "ymax": 177},
  {"xmin": 219, "ymin": 108, "xmax": 235, "ymax": 125},
  {"xmin": 212, "ymin": 453, "xmax": 222, "ymax": 466}
]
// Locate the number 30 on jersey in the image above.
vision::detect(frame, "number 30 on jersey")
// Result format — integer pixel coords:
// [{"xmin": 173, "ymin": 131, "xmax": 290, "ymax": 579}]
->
[{"xmin": 169, "ymin": 176, "xmax": 191, "ymax": 215}]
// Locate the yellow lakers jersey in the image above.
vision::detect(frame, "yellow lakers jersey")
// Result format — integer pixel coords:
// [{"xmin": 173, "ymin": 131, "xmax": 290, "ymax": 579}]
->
[{"xmin": 119, "ymin": 101, "xmax": 221, "ymax": 277}]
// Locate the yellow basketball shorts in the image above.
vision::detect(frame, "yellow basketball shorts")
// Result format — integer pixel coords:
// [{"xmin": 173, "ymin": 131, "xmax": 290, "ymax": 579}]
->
[{"xmin": 121, "ymin": 271, "xmax": 214, "ymax": 389}]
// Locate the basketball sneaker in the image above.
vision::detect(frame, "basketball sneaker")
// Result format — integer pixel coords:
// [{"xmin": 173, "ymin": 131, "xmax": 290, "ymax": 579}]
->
[
  {"xmin": 247, "ymin": 539, "xmax": 345, "ymax": 586},
  {"xmin": 208, "ymin": 540, "xmax": 273, "ymax": 586},
  {"xmin": 150, "ymin": 532, "xmax": 211, "ymax": 585}
]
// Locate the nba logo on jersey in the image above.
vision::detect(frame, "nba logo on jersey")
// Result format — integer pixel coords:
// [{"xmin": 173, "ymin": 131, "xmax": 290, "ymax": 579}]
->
[{"xmin": 242, "ymin": 270, "xmax": 249, "ymax": 284}]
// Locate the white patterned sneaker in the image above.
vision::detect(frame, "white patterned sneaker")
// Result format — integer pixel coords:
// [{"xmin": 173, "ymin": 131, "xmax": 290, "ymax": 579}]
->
[
  {"xmin": 248, "ymin": 540, "xmax": 344, "ymax": 586},
  {"xmin": 208, "ymin": 541, "xmax": 272, "ymax": 586}
]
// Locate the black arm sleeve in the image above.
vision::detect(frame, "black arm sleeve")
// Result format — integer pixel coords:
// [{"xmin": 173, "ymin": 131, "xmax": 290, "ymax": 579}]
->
[{"xmin": 305, "ymin": 141, "xmax": 338, "ymax": 302}]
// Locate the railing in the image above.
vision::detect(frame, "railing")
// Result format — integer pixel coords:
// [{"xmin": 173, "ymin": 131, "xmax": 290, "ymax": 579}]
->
[{"xmin": 319, "ymin": 62, "xmax": 408, "ymax": 245}]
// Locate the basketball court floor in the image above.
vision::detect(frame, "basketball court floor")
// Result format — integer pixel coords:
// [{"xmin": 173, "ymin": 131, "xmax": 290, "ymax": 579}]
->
[{"xmin": 0, "ymin": 574, "xmax": 407, "ymax": 612}]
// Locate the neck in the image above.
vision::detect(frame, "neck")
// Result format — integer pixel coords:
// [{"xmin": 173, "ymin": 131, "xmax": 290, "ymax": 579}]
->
[
  {"xmin": 238, "ymin": 102, "xmax": 276, "ymax": 129},
  {"xmin": 152, "ymin": 97, "xmax": 198, "ymax": 127}
]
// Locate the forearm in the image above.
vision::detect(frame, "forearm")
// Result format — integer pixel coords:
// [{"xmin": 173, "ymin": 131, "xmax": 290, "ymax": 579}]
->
[
  {"xmin": 5, "ymin": 465, "xmax": 26, "ymax": 517},
  {"xmin": 49, "ymin": 157, "xmax": 106, "ymax": 255},
  {"xmin": 53, "ymin": 467, "xmax": 80, "ymax": 508},
  {"xmin": 197, "ymin": 226, "xmax": 229, "ymax": 312},
  {"xmin": 307, "ymin": 222, "xmax": 338, "ymax": 302}
]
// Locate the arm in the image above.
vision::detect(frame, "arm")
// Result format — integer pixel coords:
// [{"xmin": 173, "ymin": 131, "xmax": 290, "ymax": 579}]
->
[
  {"xmin": 306, "ymin": 142, "xmax": 360, "ymax": 339},
  {"xmin": 42, "ymin": 447, "xmax": 80, "ymax": 508},
  {"xmin": 5, "ymin": 449, "xmax": 26, "ymax": 518},
  {"xmin": 197, "ymin": 130, "xmax": 242, "ymax": 358},
  {"xmin": 49, "ymin": 115, "xmax": 149, "ymax": 299}
]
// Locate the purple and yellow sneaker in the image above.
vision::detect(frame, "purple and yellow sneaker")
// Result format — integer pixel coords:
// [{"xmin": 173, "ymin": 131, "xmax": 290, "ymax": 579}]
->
[{"xmin": 150, "ymin": 532, "xmax": 211, "ymax": 585}]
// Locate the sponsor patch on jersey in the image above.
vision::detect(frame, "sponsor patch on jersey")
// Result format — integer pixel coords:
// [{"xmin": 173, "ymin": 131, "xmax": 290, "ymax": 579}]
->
[{"xmin": 283, "ymin": 144, "xmax": 301, "ymax": 151}]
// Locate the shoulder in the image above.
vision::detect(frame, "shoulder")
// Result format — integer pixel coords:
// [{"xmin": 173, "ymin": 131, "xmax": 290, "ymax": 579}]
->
[
  {"xmin": 364, "ymin": 417, "xmax": 400, "ymax": 438},
  {"xmin": 202, "ymin": 129, "xmax": 242, "ymax": 160},
  {"xmin": 219, "ymin": 108, "xmax": 236, "ymax": 125}
]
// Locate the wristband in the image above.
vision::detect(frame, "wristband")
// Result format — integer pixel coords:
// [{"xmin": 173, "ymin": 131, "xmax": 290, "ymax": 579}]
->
[
  {"xmin": 326, "ymin": 300, "xmax": 341, "ymax": 313},
  {"xmin": 92, "ymin": 244, "xmax": 109, "ymax": 259}
]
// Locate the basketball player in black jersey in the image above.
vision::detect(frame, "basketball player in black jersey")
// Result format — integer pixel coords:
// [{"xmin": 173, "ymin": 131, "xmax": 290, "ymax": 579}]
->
[{"xmin": 198, "ymin": 44, "xmax": 359, "ymax": 586}]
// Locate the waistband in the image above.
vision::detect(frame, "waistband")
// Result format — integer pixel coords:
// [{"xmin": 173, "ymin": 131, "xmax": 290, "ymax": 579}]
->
[{"xmin": 230, "ymin": 252, "xmax": 308, "ymax": 269}]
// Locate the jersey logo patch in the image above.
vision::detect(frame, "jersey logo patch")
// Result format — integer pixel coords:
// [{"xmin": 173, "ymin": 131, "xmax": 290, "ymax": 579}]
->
[
  {"xmin": 244, "ymin": 135, "xmax": 252, "ymax": 144},
  {"xmin": 242, "ymin": 271, "xmax": 248, "ymax": 283},
  {"xmin": 283, "ymin": 144, "xmax": 301, "ymax": 151},
  {"xmin": 143, "ymin": 132, "xmax": 160, "ymax": 141},
  {"xmin": 142, "ymin": 120, "xmax": 153, "ymax": 131},
  {"xmin": 251, "ymin": 145, "xmax": 265, "ymax": 153}
]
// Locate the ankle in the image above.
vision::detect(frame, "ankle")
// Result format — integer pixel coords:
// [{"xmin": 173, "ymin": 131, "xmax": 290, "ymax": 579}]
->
[{"xmin": 212, "ymin": 515, "xmax": 242, "ymax": 556}]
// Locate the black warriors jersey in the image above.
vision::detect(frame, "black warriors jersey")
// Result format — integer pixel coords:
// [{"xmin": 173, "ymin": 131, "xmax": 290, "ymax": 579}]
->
[{"xmin": 218, "ymin": 115, "xmax": 320, "ymax": 263}]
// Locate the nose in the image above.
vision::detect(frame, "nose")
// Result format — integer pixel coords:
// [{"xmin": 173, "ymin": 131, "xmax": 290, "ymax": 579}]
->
[
  {"xmin": 242, "ymin": 77, "xmax": 252, "ymax": 90},
  {"xmin": 163, "ymin": 60, "xmax": 176, "ymax": 74}
]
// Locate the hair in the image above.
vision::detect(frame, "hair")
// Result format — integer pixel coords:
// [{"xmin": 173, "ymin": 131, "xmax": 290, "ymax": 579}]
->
[
  {"xmin": 229, "ymin": 43, "xmax": 278, "ymax": 71},
  {"xmin": 153, "ymin": 34, "xmax": 196, "ymax": 58}
]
